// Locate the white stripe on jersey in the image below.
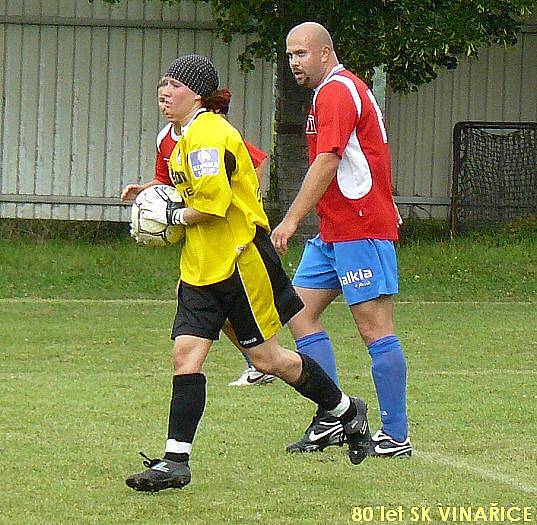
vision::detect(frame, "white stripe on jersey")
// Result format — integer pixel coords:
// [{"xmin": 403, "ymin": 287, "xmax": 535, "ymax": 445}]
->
[
  {"xmin": 315, "ymin": 72, "xmax": 371, "ymax": 200},
  {"xmin": 156, "ymin": 122, "xmax": 173, "ymax": 153},
  {"xmin": 337, "ymin": 128, "xmax": 372, "ymax": 200},
  {"xmin": 331, "ymin": 74, "xmax": 362, "ymax": 117},
  {"xmin": 366, "ymin": 89, "xmax": 388, "ymax": 143},
  {"xmin": 311, "ymin": 67, "xmax": 363, "ymax": 115},
  {"xmin": 156, "ymin": 122, "xmax": 180, "ymax": 152}
]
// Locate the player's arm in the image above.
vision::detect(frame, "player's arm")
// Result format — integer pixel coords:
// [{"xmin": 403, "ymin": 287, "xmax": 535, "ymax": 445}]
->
[
  {"xmin": 151, "ymin": 144, "xmax": 233, "ymax": 226},
  {"xmin": 121, "ymin": 179, "xmax": 161, "ymax": 202},
  {"xmin": 271, "ymin": 153, "xmax": 339, "ymax": 253},
  {"xmin": 285, "ymin": 153, "xmax": 338, "ymax": 221},
  {"xmin": 272, "ymin": 84, "xmax": 356, "ymax": 253},
  {"xmin": 186, "ymin": 144, "xmax": 233, "ymax": 219},
  {"xmin": 121, "ymin": 147, "xmax": 173, "ymax": 201},
  {"xmin": 166, "ymin": 200, "xmax": 228, "ymax": 226},
  {"xmin": 141, "ymin": 189, "xmax": 216, "ymax": 226},
  {"xmin": 176, "ymin": 207, "xmax": 215, "ymax": 225}
]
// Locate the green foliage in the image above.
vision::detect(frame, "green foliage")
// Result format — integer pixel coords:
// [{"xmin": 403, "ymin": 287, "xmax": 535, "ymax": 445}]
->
[{"xmin": 98, "ymin": 0, "xmax": 535, "ymax": 91}]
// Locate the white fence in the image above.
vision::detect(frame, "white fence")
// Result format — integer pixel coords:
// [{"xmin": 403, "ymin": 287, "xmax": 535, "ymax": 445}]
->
[{"xmin": 0, "ymin": 0, "xmax": 274, "ymax": 221}]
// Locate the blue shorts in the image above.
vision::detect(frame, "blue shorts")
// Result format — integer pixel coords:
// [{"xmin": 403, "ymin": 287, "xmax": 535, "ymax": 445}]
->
[{"xmin": 292, "ymin": 235, "xmax": 399, "ymax": 305}]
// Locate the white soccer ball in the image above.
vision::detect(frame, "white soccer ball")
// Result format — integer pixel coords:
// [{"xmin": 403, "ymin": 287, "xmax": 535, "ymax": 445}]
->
[{"xmin": 130, "ymin": 185, "xmax": 185, "ymax": 247}]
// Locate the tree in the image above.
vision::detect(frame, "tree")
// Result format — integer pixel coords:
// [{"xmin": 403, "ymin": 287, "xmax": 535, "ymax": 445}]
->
[
  {"xmin": 100, "ymin": 0, "xmax": 535, "ymax": 227},
  {"xmin": 100, "ymin": 0, "xmax": 534, "ymax": 91}
]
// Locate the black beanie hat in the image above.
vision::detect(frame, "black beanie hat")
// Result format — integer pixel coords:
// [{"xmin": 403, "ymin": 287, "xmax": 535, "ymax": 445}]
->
[{"xmin": 165, "ymin": 54, "xmax": 219, "ymax": 98}]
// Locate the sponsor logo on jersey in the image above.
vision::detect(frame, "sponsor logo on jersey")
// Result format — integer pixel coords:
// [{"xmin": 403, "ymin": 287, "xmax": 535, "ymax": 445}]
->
[
  {"xmin": 339, "ymin": 268, "xmax": 373, "ymax": 287},
  {"xmin": 170, "ymin": 169, "xmax": 187, "ymax": 186},
  {"xmin": 305, "ymin": 114, "xmax": 317, "ymax": 134},
  {"xmin": 189, "ymin": 148, "xmax": 219, "ymax": 178}
]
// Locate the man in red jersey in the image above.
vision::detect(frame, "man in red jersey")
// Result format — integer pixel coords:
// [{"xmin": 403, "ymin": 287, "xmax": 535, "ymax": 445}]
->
[
  {"xmin": 122, "ymin": 82, "xmax": 275, "ymax": 387},
  {"xmin": 272, "ymin": 22, "xmax": 411, "ymax": 457}
]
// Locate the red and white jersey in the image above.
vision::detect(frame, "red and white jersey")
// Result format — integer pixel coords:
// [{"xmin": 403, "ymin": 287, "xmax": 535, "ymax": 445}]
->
[
  {"xmin": 155, "ymin": 123, "xmax": 181, "ymax": 185},
  {"xmin": 155, "ymin": 122, "xmax": 267, "ymax": 186},
  {"xmin": 307, "ymin": 65, "xmax": 398, "ymax": 242}
]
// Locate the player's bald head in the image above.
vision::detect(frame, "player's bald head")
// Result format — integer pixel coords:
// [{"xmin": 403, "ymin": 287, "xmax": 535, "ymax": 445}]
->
[
  {"xmin": 286, "ymin": 22, "xmax": 338, "ymax": 88},
  {"xmin": 287, "ymin": 22, "xmax": 334, "ymax": 52}
]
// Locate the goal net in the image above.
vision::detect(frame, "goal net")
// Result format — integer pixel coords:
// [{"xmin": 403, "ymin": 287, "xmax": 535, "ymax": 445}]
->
[{"xmin": 450, "ymin": 121, "xmax": 537, "ymax": 234}]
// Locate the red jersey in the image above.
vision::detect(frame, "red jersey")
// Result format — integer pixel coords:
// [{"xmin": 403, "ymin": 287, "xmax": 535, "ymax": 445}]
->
[
  {"xmin": 155, "ymin": 123, "xmax": 181, "ymax": 184},
  {"xmin": 155, "ymin": 122, "xmax": 267, "ymax": 185},
  {"xmin": 307, "ymin": 65, "xmax": 398, "ymax": 242},
  {"xmin": 245, "ymin": 141, "xmax": 268, "ymax": 169}
]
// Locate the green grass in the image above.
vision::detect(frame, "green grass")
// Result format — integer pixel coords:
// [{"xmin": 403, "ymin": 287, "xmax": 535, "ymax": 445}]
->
[
  {"xmin": 1, "ymin": 236, "xmax": 536, "ymax": 524},
  {"xmin": 0, "ymin": 236, "xmax": 535, "ymax": 301}
]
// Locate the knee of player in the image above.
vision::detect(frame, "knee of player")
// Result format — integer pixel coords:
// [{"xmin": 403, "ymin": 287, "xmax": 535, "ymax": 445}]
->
[
  {"xmin": 288, "ymin": 309, "xmax": 323, "ymax": 337},
  {"xmin": 249, "ymin": 348, "xmax": 290, "ymax": 375},
  {"xmin": 247, "ymin": 354, "xmax": 273, "ymax": 375},
  {"xmin": 172, "ymin": 352, "xmax": 191, "ymax": 372},
  {"xmin": 357, "ymin": 321, "xmax": 396, "ymax": 346},
  {"xmin": 171, "ymin": 341, "xmax": 205, "ymax": 373}
]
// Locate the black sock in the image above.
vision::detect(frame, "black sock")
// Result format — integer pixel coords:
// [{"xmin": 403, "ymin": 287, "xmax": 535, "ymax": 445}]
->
[
  {"xmin": 166, "ymin": 373, "xmax": 206, "ymax": 455},
  {"xmin": 313, "ymin": 398, "xmax": 357, "ymax": 426},
  {"xmin": 339, "ymin": 402, "xmax": 358, "ymax": 426},
  {"xmin": 164, "ymin": 452, "xmax": 190, "ymax": 463},
  {"xmin": 291, "ymin": 353, "xmax": 342, "ymax": 411}
]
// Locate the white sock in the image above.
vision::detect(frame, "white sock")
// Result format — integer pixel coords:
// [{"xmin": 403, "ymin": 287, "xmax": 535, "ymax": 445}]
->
[
  {"xmin": 165, "ymin": 439, "xmax": 192, "ymax": 455},
  {"xmin": 327, "ymin": 394, "xmax": 351, "ymax": 418}
]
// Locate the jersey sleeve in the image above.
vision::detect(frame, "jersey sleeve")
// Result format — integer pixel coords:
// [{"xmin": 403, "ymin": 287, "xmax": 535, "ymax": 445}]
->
[
  {"xmin": 186, "ymin": 142, "xmax": 232, "ymax": 217},
  {"xmin": 155, "ymin": 148, "xmax": 173, "ymax": 185},
  {"xmin": 315, "ymin": 82, "xmax": 359, "ymax": 158},
  {"xmin": 244, "ymin": 140, "xmax": 268, "ymax": 168}
]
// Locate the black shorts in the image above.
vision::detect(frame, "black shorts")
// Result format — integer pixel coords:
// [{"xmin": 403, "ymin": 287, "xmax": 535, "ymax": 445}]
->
[{"xmin": 171, "ymin": 227, "xmax": 303, "ymax": 348}]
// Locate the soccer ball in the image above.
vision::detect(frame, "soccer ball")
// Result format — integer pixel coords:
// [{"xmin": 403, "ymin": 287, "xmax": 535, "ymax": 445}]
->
[{"xmin": 130, "ymin": 185, "xmax": 185, "ymax": 247}]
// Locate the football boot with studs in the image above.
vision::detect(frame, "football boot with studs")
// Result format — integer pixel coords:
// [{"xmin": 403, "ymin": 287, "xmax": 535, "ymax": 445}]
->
[
  {"xmin": 286, "ymin": 410, "xmax": 345, "ymax": 453},
  {"xmin": 125, "ymin": 452, "xmax": 191, "ymax": 492},
  {"xmin": 369, "ymin": 429, "xmax": 413, "ymax": 457},
  {"xmin": 343, "ymin": 397, "xmax": 371, "ymax": 465}
]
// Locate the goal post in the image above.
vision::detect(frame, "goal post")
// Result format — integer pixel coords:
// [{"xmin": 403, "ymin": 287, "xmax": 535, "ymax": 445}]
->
[{"xmin": 450, "ymin": 121, "xmax": 537, "ymax": 235}]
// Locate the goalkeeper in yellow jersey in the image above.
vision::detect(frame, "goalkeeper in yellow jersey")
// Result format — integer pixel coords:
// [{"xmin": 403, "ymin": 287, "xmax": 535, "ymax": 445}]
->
[{"xmin": 125, "ymin": 54, "xmax": 370, "ymax": 492}]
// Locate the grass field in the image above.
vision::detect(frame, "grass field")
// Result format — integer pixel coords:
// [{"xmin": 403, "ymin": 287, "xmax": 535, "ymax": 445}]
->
[{"xmin": 1, "ymin": 236, "xmax": 536, "ymax": 524}]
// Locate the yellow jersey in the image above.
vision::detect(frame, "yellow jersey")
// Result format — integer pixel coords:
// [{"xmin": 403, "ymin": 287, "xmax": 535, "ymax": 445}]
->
[{"xmin": 168, "ymin": 110, "xmax": 270, "ymax": 286}]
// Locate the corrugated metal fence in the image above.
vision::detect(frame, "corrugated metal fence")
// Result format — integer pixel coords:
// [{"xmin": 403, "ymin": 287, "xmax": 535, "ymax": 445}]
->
[
  {"xmin": 385, "ymin": 23, "xmax": 537, "ymax": 218},
  {"xmin": 0, "ymin": 0, "xmax": 274, "ymax": 221}
]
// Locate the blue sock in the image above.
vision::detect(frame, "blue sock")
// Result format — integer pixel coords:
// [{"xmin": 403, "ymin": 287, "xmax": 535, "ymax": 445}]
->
[
  {"xmin": 295, "ymin": 331, "xmax": 339, "ymax": 386},
  {"xmin": 242, "ymin": 352, "xmax": 253, "ymax": 367},
  {"xmin": 368, "ymin": 335, "xmax": 408, "ymax": 442}
]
